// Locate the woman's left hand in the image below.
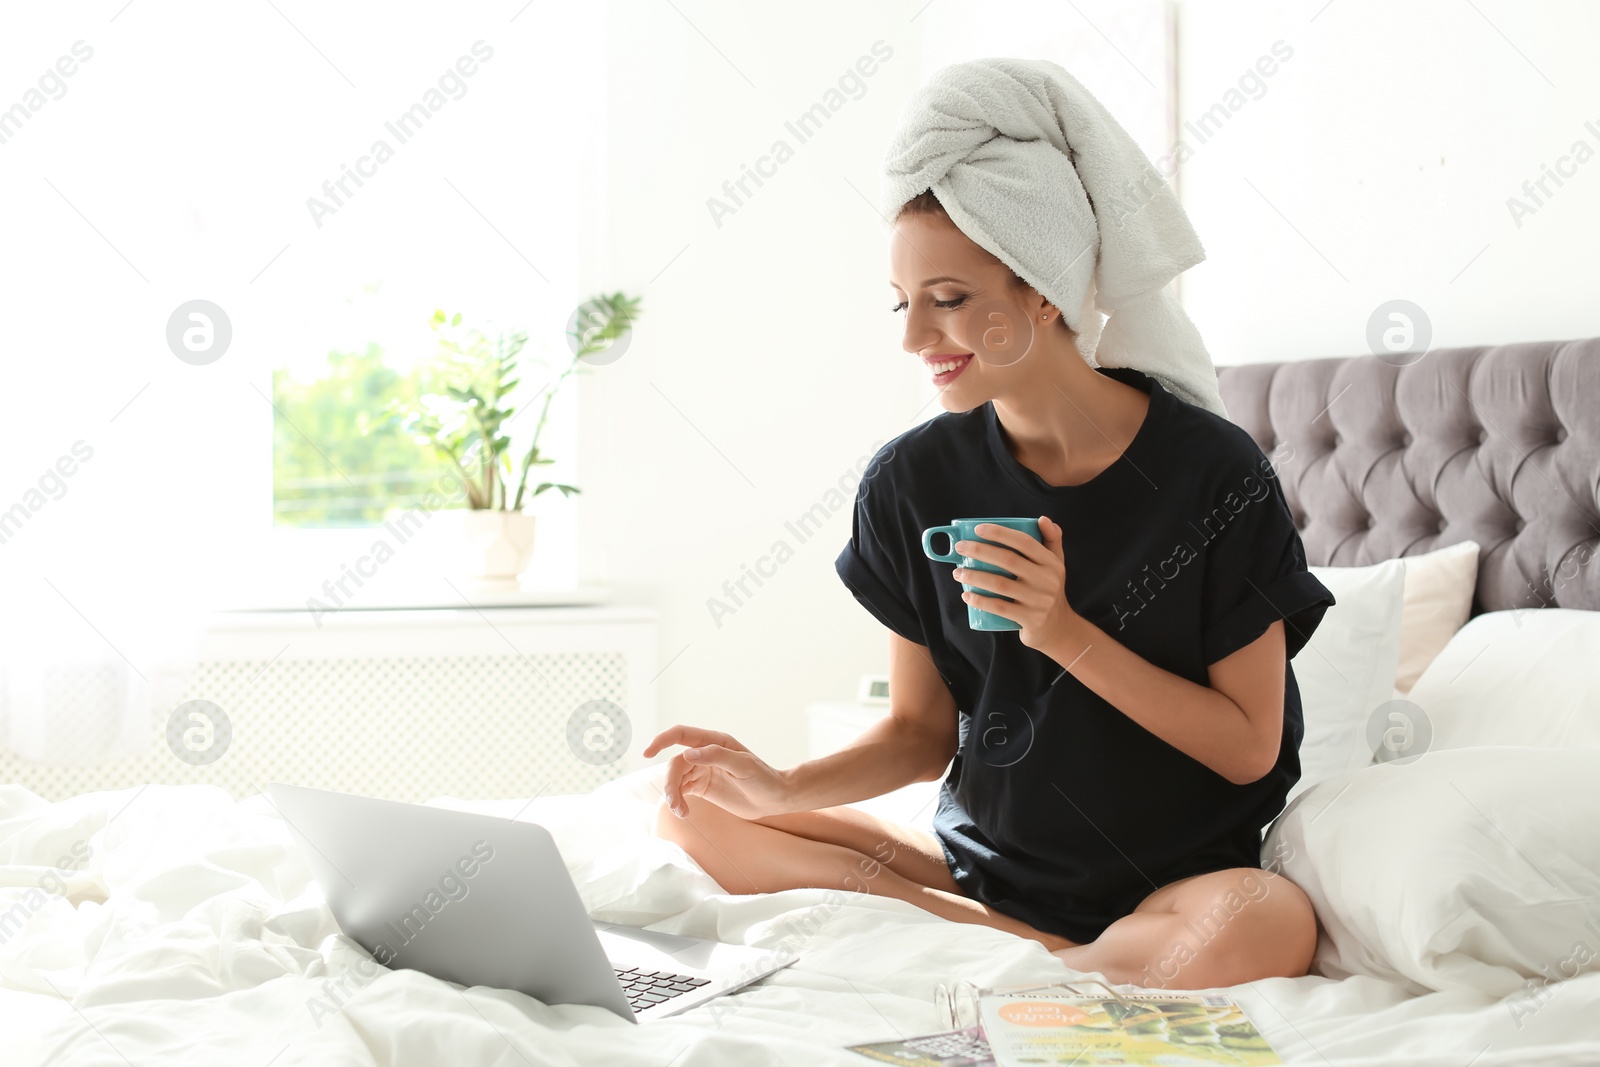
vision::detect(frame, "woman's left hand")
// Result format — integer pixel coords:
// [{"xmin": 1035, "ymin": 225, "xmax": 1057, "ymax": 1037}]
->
[{"xmin": 954, "ymin": 517, "xmax": 1085, "ymax": 655}]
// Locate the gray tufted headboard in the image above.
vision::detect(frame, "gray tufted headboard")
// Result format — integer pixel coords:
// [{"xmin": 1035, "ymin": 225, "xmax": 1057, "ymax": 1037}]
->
[{"xmin": 1215, "ymin": 336, "xmax": 1600, "ymax": 617}]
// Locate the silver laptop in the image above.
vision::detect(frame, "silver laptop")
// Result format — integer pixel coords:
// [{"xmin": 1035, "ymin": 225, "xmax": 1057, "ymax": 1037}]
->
[{"xmin": 264, "ymin": 782, "xmax": 795, "ymax": 1022}]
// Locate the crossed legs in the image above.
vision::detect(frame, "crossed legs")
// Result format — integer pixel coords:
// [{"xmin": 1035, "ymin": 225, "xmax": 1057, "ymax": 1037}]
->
[
  {"xmin": 654, "ymin": 793, "xmax": 1071, "ymax": 948},
  {"xmin": 653, "ymin": 795, "xmax": 1318, "ymax": 989}
]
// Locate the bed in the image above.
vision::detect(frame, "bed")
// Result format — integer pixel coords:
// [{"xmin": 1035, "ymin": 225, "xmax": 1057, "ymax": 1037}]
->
[{"xmin": 4, "ymin": 336, "xmax": 1599, "ymax": 1066}]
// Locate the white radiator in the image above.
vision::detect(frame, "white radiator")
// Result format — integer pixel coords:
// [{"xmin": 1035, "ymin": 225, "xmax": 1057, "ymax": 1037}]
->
[{"xmin": 0, "ymin": 606, "xmax": 659, "ymax": 804}]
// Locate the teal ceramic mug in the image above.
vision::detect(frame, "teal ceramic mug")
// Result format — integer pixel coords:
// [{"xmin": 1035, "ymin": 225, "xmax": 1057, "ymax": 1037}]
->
[{"xmin": 921, "ymin": 517, "xmax": 1042, "ymax": 631}]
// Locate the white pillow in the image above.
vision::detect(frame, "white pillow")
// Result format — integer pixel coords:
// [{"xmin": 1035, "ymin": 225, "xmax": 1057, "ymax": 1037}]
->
[
  {"xmin": 1393, "ymin": 540, "xmax": 1480, "ymax": 693},
  {"xmin": 1266, "ymin": 746, "xmax": 1600, "ymax": 998},
  {"xmin": 1290, "ymin": 558, "xmax": 1406, "ymax": 800},
  {"xmin": 1405, "ymin": 608, "xmax": 1600, "ymax": 751}
]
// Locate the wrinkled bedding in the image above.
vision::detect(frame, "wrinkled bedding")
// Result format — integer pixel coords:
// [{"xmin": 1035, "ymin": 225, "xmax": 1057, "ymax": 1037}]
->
[{"xmin": 3, "ymin": 768, "xmax": 1598, "ymax": 1066}]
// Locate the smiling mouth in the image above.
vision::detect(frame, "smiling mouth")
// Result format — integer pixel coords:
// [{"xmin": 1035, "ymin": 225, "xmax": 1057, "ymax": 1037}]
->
[{"xmin": 927, "ymin": 354, "xmax": 973, "ymax": 382}]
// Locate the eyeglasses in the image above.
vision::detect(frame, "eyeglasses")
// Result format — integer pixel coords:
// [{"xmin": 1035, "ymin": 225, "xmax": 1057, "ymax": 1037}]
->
[{"xmin": 933, "ymin": 978, "xmax": 1135, "ymax": 1030}]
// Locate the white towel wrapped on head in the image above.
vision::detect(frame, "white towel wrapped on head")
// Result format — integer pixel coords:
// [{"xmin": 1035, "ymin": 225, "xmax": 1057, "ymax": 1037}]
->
[{"xmin": 880, "ymin": 56, "xmax": 1228, "ymax": 418}]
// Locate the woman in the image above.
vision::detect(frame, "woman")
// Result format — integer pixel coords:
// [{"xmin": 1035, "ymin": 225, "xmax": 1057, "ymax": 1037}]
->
[{"xmin": 646, "ymin": 58, "xmax": 1335, "ymax": 990}]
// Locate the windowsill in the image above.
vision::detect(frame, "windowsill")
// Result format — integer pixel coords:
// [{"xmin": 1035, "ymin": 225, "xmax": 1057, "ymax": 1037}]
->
[
  {"xmin": 200, "ymin": 601, "xmax": 656, "ymax": 636},
  {"xmin": 212, "ymin": 578, "xmax": 612, "ymax": 613},
  {"xmin": 213, "ymin": 510, "xmax": 595, "ymax": 612}
]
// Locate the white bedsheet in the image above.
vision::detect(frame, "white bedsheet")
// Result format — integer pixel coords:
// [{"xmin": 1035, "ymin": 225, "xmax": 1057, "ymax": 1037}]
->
[{"xmin": 3, "ymin": 770, "xmax": 1597, "ymax": 1066}]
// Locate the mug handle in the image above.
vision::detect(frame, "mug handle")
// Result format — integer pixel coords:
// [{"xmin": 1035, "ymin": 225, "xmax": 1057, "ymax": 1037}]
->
[{"xmin": 921, "ymin": 525, "xmax": 963, "ymax": 563}]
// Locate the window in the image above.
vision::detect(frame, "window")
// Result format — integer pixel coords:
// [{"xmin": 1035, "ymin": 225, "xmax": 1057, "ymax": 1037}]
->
[
  {"xmin": 1, "ymin": 5, "xmax": 603, "ymax": 617},
  {"xmin": 271, "ymin": 340, "xmax": 454, "ymax": 528}
]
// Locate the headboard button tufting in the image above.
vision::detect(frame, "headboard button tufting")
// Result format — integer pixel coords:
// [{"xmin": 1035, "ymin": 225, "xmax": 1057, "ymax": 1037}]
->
[{"xmin": 1214, "ymin": 340, "xmax": 1600, "ymax": 618}]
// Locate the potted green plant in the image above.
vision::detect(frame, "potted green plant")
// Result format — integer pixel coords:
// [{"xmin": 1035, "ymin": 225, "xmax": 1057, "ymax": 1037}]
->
[{"xmin": 391, "ymin": 292, "xmax": 642, "ymax": 583}]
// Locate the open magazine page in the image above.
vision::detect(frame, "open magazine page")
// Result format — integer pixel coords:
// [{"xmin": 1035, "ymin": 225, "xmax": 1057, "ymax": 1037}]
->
[{"xmin": 978, "ymin": 991, "xmax": 1283, "ymax": 1066}]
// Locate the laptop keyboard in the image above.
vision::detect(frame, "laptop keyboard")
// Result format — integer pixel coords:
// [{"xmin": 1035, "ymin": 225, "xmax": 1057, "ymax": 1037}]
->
[{"xmin": 615, "ymin": 966, "xmax": 711, "ymax": 1012}]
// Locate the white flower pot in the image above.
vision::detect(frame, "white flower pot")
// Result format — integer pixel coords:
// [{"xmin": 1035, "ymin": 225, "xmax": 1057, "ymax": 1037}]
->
[{"xmin": 442, "ymin": 509, "xmax": 538, "ymax": 582}]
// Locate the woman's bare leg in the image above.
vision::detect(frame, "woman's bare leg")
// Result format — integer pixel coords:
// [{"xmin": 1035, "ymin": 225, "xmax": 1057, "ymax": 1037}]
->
[
  {"xmin": 653, "ymin": 793, "xmax": 1076, "ymax": 951},
  {"xmin": 753, "ymin": 805, "xmax": 962, "ymax": 895},
  {"xmin": 1051, "ymin": 867, "xmax": 1318, "ymax": 988}
]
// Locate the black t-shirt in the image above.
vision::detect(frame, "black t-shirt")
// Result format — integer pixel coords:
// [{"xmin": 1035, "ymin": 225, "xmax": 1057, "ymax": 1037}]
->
[{"xmin": 833, "ymin": 366, "xmax": 1336, "ymax": 943}]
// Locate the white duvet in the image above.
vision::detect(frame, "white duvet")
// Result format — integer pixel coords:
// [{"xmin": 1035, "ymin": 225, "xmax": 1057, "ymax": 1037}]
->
[{"xmin": 3, "ymin": 767, "xmax": 1599, "ymax": 1066}]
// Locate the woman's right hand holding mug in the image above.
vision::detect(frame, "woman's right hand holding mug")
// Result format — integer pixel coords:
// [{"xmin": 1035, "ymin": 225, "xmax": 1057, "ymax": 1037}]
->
[{"xmin": 641, "ymin": 726, "xmax": 794, "ymax": 821}]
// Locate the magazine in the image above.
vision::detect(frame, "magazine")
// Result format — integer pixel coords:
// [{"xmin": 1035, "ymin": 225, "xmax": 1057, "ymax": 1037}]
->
[
  {"xmin": 847, "ymin": 1025, "xmax": 996, "ymax": 1066},
  {"xmin": 978, "ymin": 990, "xmax": 1283, "ymax": 1066}
]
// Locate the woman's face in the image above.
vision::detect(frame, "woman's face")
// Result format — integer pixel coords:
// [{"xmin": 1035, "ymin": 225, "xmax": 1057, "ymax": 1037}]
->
[{"xmin": 888, "ymin": 209, "xmax": 1059, "ymax": 412}]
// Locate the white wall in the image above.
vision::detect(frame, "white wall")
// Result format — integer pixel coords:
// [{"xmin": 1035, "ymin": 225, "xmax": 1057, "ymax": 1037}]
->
[
  {"xmin": 1176, "ymin": 0, "xmax": 1600, "ymax": 363},
  {"xmin": 583, "ymin": 1, "xmax": 930, "ymax": 768},
  {"xmin": 589, "ymin": 0, "xmax": 1600, "ymax": 770}
]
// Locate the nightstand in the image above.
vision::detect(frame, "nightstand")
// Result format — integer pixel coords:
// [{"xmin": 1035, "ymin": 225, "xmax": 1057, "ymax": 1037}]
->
[
  {"xmin": 806, "ymin": 700, "xmax": 890, "ymax": 759},
  {"xmin": 804, "ymin": 700, "xmax": 945, "ymax": 829}
]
